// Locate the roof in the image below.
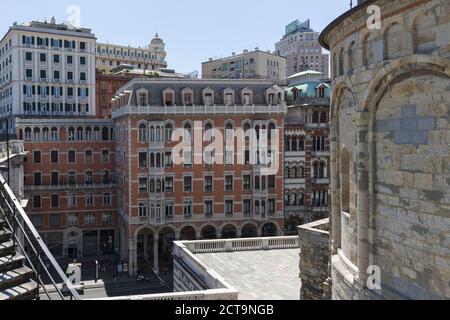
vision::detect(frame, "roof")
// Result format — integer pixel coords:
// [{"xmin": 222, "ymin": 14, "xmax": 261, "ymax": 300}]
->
[
  {"xmin": 287, "ymin": 70, "xmax": 323, "ymax": 80},
  {"xmin": 285, "ymin": 81, "xmax": 332, "ymax": 99},
  {"xmin": 319, "ymin": 0, "xmax": 376, "ymax": 50}
]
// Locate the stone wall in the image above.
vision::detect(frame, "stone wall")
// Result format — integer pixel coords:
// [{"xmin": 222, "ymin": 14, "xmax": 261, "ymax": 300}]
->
[
  {"xmin": 321, "ymin": 0, "xmax": 450, "ymax": 300},
  {"xmin": 299, "ymin": 219, "xmax": 331, "ymax": 300}
]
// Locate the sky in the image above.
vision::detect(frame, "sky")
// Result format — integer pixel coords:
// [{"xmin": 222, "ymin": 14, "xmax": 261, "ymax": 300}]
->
[{"xmin": 0, "ymin": 0, "xmax": 350, "ymax": 74}]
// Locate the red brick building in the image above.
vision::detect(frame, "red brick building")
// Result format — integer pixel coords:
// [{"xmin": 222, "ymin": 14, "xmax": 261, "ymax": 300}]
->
[{"xmin": 111, "ymin": 79, "xmax": 287, "ymax": 275}]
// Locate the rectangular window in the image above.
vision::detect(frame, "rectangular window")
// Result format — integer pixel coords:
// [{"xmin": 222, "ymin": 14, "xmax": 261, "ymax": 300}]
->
[
  {"xmin": 31, "ymin": 215, "xmax": 43, "ymax": 228},
  {"xmin": 49, "ymin": 214, "xmax": 60, "ymax": 227},
  {"xmin": 184, "ymin": 176, "xmax": 192, "ymax": 193},
  {"xmin": 68, "ymin": 213, "xmax": 78, "ymax": 226},
  {"xmin": 80, "ymin": 56, "xmax": 86, "ymax": 65},
  {"xmin": 26, "ymin": 69, "xmax": 32, "ymax": 78},
  {"xmin": 243, "ymin": 175, "xmax": 251, "ymax": 190},
  {"xmin": 26, "ymin": 52, "xmax": 33, "ymax": 61},
  {"xmin": 84, "ymin": 213, "xmax": 95, "ymax": 225},
  {"xmin": 204, "ymin": 176, "xmax": 213, "ymax": 192},
  {"xmin": 33, "ymin": 151, "xmax": 41, "ymax": 164},
  {"xmin": 165, "ymin": 177, "xmax": 174, "ymax": 193},
  {"xmin": 51, "ymin": 172, "xmax": 59, "ymax": 186},
  {"xmin": 85, "ymin": 171, "xmax": 93, "ymax": 185},
  {"xmin": 139, "ymin": 178, "xmax": 148, "ymax": 193},
  {"xmin": 80, "ymin": 72, "xmax": 86, "ymax": 81},
  {"xmin": 103, "ymin": 193, "xmax": 112, "ymax": 206},
  {"xmin": 51, "ymin": 195, "xmax": 59, "ymax": 208},
  {"xmin": 51, "ymin": 150, "xmax": 58, "ymax": 163},
  {"xmin": 165, "ymin": 203, "xmax": 174, "ymax": 218},
  {"xmin": 243, "ymin": 199, "xmax": 252, "ymax": 215},
  {"xmin": 139, "ymin": 152, "xmax": 147, "ymax": 168},
  {"xmin": 268, "ymin": 175, "xmax": 276, "ymax": 189},
  {"xmin": 68, "ymin": 172, "xmax": 76, "ymax": 186},
  {"xmin": 139, "ymin": 204, "xmax": 147, "ymax": 218},
  {"xmin": 86, "ymin": 194, "xmax": 94, "ymax": 207},
  {"xmin": 269, "ymin": 199, "xmax": 276, "ymax": 213},
  {"xmin": 205, "ymin": 201, "xmax": 213, "ymax": 217},
  {"xmin": 34, "ymin": 172, "xmax": 41, "ymax": 186},
  {"xmin": 33, "ymin": 195, "xmax": 41, "ymax": 208},
  {"xmin": 101, "ymin": 150, "xmax": 109, "ymax": 163},
  {"xmin": 183, "ymin": 200, "xmax": 193, "ymax": 217},
  {"xmin": 225, "ymin": 200, "xmax": 234, "ymax": 215},
  {"xmin": 40, "ymin": 70, "xmax": 46, "ymax": 79},
  {"xmin": 67, "ymin": 55, "xmax": 73, "ymax": 64},
  {"xmin": 40, "ymin": 53, "xmax": 46, "ymax": 62},
  {"xmin": 85, "ymin": 150, "xmax": 93, "ymax": 163},
  {"xmin": 102, "ymin": 212, "xmax": 113, "ymax": 225},
  {"xmin": 53, "ymin": 54, "xmax": 60, "ymax": 63},
  {"xmin": 68, "ymin": 194, "xmax": 76, "ymax": 207},
  {"xmin": 68, "ymin": 150, "xmax": 76, "ymax": 163},
  {"xmin": 225, "ymin": 175, "xmax": 234, "ymax": 191}
]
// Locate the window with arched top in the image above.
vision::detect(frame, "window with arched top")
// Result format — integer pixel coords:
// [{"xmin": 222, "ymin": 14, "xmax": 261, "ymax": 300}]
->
[
  {"xmin": 182, "ymin": 88, "xmax": 193, "ymax": 106},
  {"xmin": 223, "ymin": 88, "xmax": 235, "ymax": 106},
  {"xmin": 338, "ymin": 47, "xmax": 344, "ymax": 75},
  {"xmin": 137, "ymin": 89, "xmax": 148, "ymax": 106},
  {"xmin": 139, "ymin": 124, "xmax": 147, "ymax": 142},
  {"xmin": 68, "ymin": 127, "xmax": 75, "ymax": 141},
  {"xmin": 25, "ymin": 128, "xmax": 32, "ymax": 141},
  {"xmin": 165, "ymin": 123, "xmax": 173, "ymax": 141},
  {"xmin": 205, "ymin": 123, "xmax": 213, "ymax": 142},
  {"xmin": 202, "ymin": 88, "xmax": 214, "ymax": 106},
  {"xmin": 163, "ymin": 88, "xmax": 175, "ymax": 106},
  {"xmin": 348, "ymin": 41, "xmax": 356, "ymax": 71},
  {"xmin": 340, "ymin": 149, "xmax": 350, "ymax": 214},
  {"xmin": 241, "ymin": 88, "xmax": 253, "ymax": 106},
  {"xmin": 77, "ymin": 128, "xmax": 84, "ymax": 141},
  {"xmin": 42, "ymin": 128, "xmax": 49, "ymax": 141}
]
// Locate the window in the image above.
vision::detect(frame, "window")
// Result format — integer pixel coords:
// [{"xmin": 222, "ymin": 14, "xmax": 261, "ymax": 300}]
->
[
  {"xmin": 51, "ymin": 195, "xmax": 59, "ymax": 208},
  {"xmin": 80, "ymin": 72, "xmax": 86, "ymax": 81},
  {"xmin": 165, "ymin": 177, "xmax": 174, "ymax": 193},
  {"xmin": 139, "ymin": 203, "xmax": 147, "ymax": 218},
  {"xmin": 268, "ymin": 175, "xmax": 276, "ymax": 189},
  {"xmin": 51, "ymin": 172, "xmax": 59, "ymax": 186},
  {"xmin": 103, "ymin": 193, "xmax": 112, "ymax": 206},
  {"xmin": 225, "ymin": 200, "xmax": 234, "ymax": 215},
  {"xmin": 33, "ymin": 150, "xmax": 41, "ymax": 164},
  {"xmin": 139, "ymin": 152, "xmax": 148, "ymax": 168},
  {"xmin": 85, "ymin": 150, "xmax": 93, "ymax": 163},
  {"xmin": 67, "ymin": 55, "xmax": 73, "ymax": 64},
  {"xmin": 68, "ymin": 213, "xmax": 78, "ymax": 226},
  {"xmin": 183, "ymin": 200, "xmax": 193, "ymax": 217},
  {"xmin": 86, "ymin": 194, "xmax": 94, "ymax": 207},
  {"xmin": 68, "ymin": 172, "xmax": 76, "ymax": 186},
  {"xmin": 139, "ymin": 178, "xmax": 148, "ymax": 193},
  {"xmin": 34, "ymin": 172, "xmax": 42, "ymax": 186},
  {"xmin": 101, "ymin": 149, "xmax": 109, "ymax": 162},
  {"xmin": 269, "ymin": 199, "xmax": 276, "ymax": 213},
  {"xmin": 243, "ymin": 175, "xmax": 251, "ymax": 190},
  {"xmin": 33, "ymin": 195, "xmax": 41, "ymax": 208},
  {"xmin": 85, "ymin": 171, "xmax": 93, "ymax": 185},
  {"xmin": 184, "ymin": 176, "xmax": 192, "ymax": 193},
  {"xmin": 102, "ymin": 212, "xmax": 113, "ymax": 225},
  {"xmin": 68, "ymin": 150, "xmax": 76, "ymax": 163},
  {"xmin": 67, "ymin": 72, "xmax": 73, "ymax": 81},
  {"xmin": 51, "ymin": 150, "xmax": 58, "ymax": 163},
  {"xmin": 165, "ymin": 203, "xmax": 174, "ymax": 218},
  {"xmin": 205, "ymin": 201, "xmax": 213, "ymax": 217},
  {"xmin": 40, "ymin": 53, "xmax": 47, "ymax": 63},
  {"xmin": 53, "ymin": 54, "xmax": 60, "ymax": 63},
  {"xmin": 26, "ymin": 69, "xmax": 33, "ymax": 78},
  {"xmin": 204, "ymin": 176, "xmax": 213, "ymax": 192},
  {"xmin": 80, "ymin": 56, "xmax": 86, "ymax": 65},
  {"xmin": 84, "ymin": 213, "xmax": 95, "ymax": 225},
  {"xmin": 26, "ymin": 52, "xmax": 33, "ymax": 61},
  {"xmin": 165, "ymin": 124, "xmax": 173, "ymax": 141},
  {"xmin": 243, "ymin": 199, "xmax": 252, "ymax": 215},
  {"xmin": 31, "ymin": 215, "xmax": 43, "ymax": 228},
  {"xmin": 68, "ymin": 194, "xmax": 77, "ymax": 207},
  {"xmin": 54, "ymin": 70, "xmax": 60, "ymax": 80},
  {"xmin": 40, "ymin": 70, "xmax": 47, "ymax": 79},
  {"xmin": 139, "ymin": 124, "xmax": 147, "ymax": 142},
  {"xmin": 165, "ymin": 152, "xmax": 173, "ymax": 167},
  {"xmin": 49, "ymin": 214, "xmax": 60, "ymax": 227},
  {"xmin": 225, "ymin": 175, "xmax": 233, "ymax": 191}
]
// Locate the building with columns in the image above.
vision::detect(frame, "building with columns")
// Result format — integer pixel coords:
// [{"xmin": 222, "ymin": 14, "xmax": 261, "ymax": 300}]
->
[
  {"xmin": 284, "ymin": 70, "xmax": 331, "ymax": 234},
  {"xmin": 0, "ymin": 19, "xmax": 97, "ymax": 133},
  {"xmin": 111, "ymin": 79, "xmax": 287, "ymax": 275},
  {"xmin": 319, "ymin": 0, "xmax": 450, "ymax": 299}
]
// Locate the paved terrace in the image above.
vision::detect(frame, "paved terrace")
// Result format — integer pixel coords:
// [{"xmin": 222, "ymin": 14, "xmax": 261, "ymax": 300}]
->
[{"xmin": 195, "ymin": 248, "xmax": 299, "ymax": 300}]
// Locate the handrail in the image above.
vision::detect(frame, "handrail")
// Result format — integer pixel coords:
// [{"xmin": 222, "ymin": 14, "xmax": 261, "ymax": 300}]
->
[{"xmin": 0, "ymin": 173, "xmax": 81, "ymax": 300}]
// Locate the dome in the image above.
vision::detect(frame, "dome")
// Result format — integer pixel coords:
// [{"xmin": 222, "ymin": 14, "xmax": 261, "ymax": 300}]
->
[{"xmin": 150, "ymin": 33, "xmax": 164, "ymax": 46}]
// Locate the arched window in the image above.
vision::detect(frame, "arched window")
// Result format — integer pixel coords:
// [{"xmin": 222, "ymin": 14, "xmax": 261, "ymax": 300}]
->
[
  {"xmin": 77, "ymin": 127, "xmax": 84, "ymax": 141},
  {"xmin": 165, "ymin": 123, "xmax": 173, "ymax": 141},
  {"xmin": 33, "ymin": 128, "xmax": 41, "ymax": 141},
  {"xmin": 341, "ymin": 149, "xmax": 350, "ymax": 213},
  {"xmin": 139, "ymin": 124, "xmax": 147, "ymax": 142},
  {"xmin": 68, "ymin": 127, "xmax": 75, "ymax": 141},
  {"xmin": 85, "ymin": 127, "xmax": 92, "ymax": 141},
  {"xmin": 25, "ymin": 128, "xmax": 32, "ymax": 141},
  {"xmin": 102, "ymin": 127, "xmax": 109, "ymax": 141},
  {"xmin": 338, "ymin": 47, "xmax": 344, "ymax": 75},
  {"xmin": 268, "ymin": 123, "xmax": 276, "ymax": 140},
  {"xmin": 51, "ymin": 128, "xmax": 58, "ymax": 141},
  {"xmin": 348, "ymin": 41, "xmax": 356, "ymax": 71},
  {"xmin": 205, "ymin": 123, "xmax": 213, "ymax": 142},
  {"xmin": 42, "ymin": 128, "xmax": 49, "ymax": 141}
]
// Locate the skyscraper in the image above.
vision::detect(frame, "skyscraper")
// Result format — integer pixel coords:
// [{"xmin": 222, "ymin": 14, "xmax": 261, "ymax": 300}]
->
[{"xmin": 275, "ymin": 20, "xmax": 329, "ymax": 78}]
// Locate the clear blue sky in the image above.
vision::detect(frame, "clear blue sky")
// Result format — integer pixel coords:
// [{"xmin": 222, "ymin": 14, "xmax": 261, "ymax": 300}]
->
[{"xmin": 1, "ymin": 0, "xmax": 350, "ymax": 74}]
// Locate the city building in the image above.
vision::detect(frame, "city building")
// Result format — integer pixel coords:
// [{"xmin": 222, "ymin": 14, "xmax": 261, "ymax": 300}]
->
[
  {"xmin": 283, "ymin": 70, "xmax": 331, "ymax": 235},
  {"xmin": 0, "ymin": 19, "xmax": 97, "ymax": 133},
  {"xmin": 96, "ymin": 73, "xmax": 130, "ymax": 119},
  {"xmin": 16, "ymin": 117, "xmax": 118, "ymax": 259},
  {"xmin": 275, "ymin": 19, "xmax": 329, "ymax": 78},
  {"xmin": 111, "ymin": 78, "xmax": 287, "ymax": 275},
  {"xmin": 317, "ymin": 0, "xmax": 450, "ymax": 299},
  {"xmin": 202, "ymin": 49, "xmax": 286, "ymax": 82},
  {"xmin": 96, "ymin": 34, "xmax": 167, "ymax": 74}
]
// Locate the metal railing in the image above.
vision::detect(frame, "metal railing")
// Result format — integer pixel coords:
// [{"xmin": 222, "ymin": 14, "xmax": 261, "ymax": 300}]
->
[{"xmin": 0, "ymin": 173, "xmax": 81, "ymax": 300}]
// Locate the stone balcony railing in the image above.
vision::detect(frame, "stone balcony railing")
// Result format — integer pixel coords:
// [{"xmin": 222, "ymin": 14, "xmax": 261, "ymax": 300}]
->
[
  {"xmin": 112, "ymin": 104, "xmax": 287, "ymax": 119},
  {"xmin": 25, "ymin": 183, "xmax": 117, "ymax": 191}
]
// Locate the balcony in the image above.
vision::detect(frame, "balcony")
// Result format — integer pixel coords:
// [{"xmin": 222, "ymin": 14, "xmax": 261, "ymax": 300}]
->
[
  {"xmin": 25, "ymin": 183, "xmax": 116, "ymax": 191},
  {"xmin": 312, "ymin": 178, "xmax": 330, "ymax": 185},
  {"xmin": 312, "ymin": 150, "xmax": 330, "ymax": 157}
]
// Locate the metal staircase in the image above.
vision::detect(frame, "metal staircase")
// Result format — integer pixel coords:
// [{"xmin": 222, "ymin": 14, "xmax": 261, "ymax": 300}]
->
[{"xmin": 0, "ymin": 173, "xmax": 81, "ymax": 300}]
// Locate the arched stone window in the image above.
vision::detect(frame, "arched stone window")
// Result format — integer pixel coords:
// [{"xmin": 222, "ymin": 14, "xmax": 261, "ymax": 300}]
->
[
  {"xmin": 77, "ymin": 127, "xmax": 84, "ymax": 141},
  {"xmin": 340, "ymin": 148, "xmax": 350, "ymax": 214},
  {"xmin": 338, "ymin": 47, "xmax": 344, "ymax": 75},
  {"xmin": 181, "ymin": 88, "xmax": 194, "ymax": 106},
  {"xmin": 223, "ymin": 88, "xmax": 235, "ymax": 106},
  {"xmin": 241, "ymin": 88, "xmax": 253, "ymax": 106},
  {"xmin": 348, "ymin": 41, "xmax": 356, "ymax": 71},
  {"xmin": 202, "ymin": 87, "xmax": 214, "ymax": 106},
  {"xmin": 163, "ymin": 88, "xmax": 175, "ymax": 106},
  {"xmin": 68, "ymin": 127, "xmax": 75, "ymax": 141},
  {"xmin": 165, "ymin": 123, "xmax": 173, "ymax": 141}
]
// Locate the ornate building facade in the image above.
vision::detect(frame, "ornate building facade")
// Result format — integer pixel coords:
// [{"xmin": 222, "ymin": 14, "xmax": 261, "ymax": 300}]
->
[
  {"xmin": 111, "ymin": 79, "xmax": 286, "ymax": 275},
  {"xmin": 320, "ymin": 0, "xmax": 450, "ymax": 299}
]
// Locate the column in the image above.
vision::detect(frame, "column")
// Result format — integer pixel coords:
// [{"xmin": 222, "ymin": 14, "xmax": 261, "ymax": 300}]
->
[
  {"xmin": 143, "ymin": 233, "xmax": 148, "ymax": 259},
  {"xmin": 129, "ymin": 238, "xmax": 136, "ymax": 276},
  {"xmin": 329, "ymin": 123, "xmax": 340, "ymax": 255},
  {"xmin": 356, "ymin": 114, "xmax": 370, "ymax": 283},
  {"xmin": 153, "ymin": 232, "xmax": 159, "ymax": 273}
]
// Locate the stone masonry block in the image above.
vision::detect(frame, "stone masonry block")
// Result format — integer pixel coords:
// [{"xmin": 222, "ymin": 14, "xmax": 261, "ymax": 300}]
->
[
  {"xmin": 401, "ymin": 105, "xmax": 417, "ymax": 118},
  {"xmin": 417, "ymin": 117, "xmax": 437, "ymax": 131}
]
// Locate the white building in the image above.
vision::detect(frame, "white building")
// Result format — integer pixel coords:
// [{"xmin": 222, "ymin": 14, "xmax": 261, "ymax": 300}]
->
[
  {"xmin": 0, "ymin": 19, "xmax": 97, "ymax": 133},
  {"xmin": 96, "ymin": 34, "xmax": 167, "ymax": 74}
]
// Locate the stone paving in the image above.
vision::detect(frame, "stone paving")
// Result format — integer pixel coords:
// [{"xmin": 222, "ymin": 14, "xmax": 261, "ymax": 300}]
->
[{"xmin": 195, "ymin": 249, "xmax": 300, "ymax": 300}]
